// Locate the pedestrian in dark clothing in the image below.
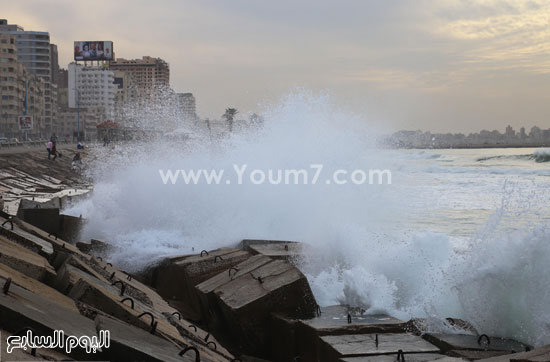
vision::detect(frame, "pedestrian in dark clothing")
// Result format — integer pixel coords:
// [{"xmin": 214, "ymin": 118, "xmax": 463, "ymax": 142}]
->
[{"xmin": 51, "ymin": 142, "xmax": 58, "ymax": 161}]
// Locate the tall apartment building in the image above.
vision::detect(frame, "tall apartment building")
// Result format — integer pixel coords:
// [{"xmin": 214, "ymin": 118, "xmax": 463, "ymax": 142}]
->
[
  {"xmin": 68, "ymin": 63, "xmax": 116, "ymax": 121},
  {"xmin": 0, "ymin": 33, "xmax": 46, "ymax": 139},
  {"xmin": 108, "ymin": 56, "xmax": 170, "ymax": 92},
  {"xmin": 0, "ymin": 19, "xmax": 58, "ymax": 136},
  {"xmin": 177, "ymin": 93, "xmax": 197, "ymax": 123},
  {"xmin": 112, "ymin": 70, "xmax": 137, "ymax": 121}
]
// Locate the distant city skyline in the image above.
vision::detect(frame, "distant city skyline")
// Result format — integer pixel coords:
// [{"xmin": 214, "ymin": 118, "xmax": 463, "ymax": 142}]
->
[
  {"xmin": 389, "ymin": 124, "xmax": 550, "ymax": 148},
  {"xmin": 4, "ymin": 0, "xmax": 550, "ymax": 132}
]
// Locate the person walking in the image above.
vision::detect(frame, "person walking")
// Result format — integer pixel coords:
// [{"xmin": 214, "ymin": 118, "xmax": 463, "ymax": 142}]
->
[
  {"xmin": 46, "ymin": 140, "xmax": 53, "ymax": 160},
  {"xmin": 50, "ymin": 142, "xmax": 58, "ymax": 161}
]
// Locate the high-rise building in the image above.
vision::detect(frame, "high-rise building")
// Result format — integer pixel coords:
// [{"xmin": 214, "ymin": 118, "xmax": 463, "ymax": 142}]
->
[
  {"xmin": 0, "ymin": 19, "xmax": 57, "ymax": 135},
  {"xmin": 177, "ymin": 93, "xmax": 197, "ymax": 123},
  {"xmin": 56, "ymin": 68, "xmax": 69, "ymax": 112},
  {"xmin": 112, "ymin": 70, "xmax": 137, "ymax": 121},
  {"xmin": 68, "ymin": 63, "xmax": 116, "ymax": 121},
  {"xmin": 108, "ymin": 56, "xmax": 170, "ymax": 92},
  {"xmin": 0, "ymin": 32, "xmax": 46, "ymax": 139},
  {"xmin": 505, "ymin": 125, "xmax": 515, "ymax": 138}
]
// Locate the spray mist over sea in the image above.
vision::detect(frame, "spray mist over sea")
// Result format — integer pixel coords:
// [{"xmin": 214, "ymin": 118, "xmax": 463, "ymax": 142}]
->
[{"xmin": 66, "ymin": 92, "xmax": 550, "ymax": 347}]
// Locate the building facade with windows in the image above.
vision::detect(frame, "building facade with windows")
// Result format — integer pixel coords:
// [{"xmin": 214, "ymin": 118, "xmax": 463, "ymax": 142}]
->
[
  {"xmin": 0, "ymin": 32, "xmax": 46, "ymax": 139},
  {"xmin": 0, "ymin": 19, "xmax": 58, "ymax": 136},
  {"xmin": 108, "ymin": 56, "xmax": 170, "ymax": 92},
  {"xmin": 68, "ymin": 63, "xmax": 116, "ymax": 121}
]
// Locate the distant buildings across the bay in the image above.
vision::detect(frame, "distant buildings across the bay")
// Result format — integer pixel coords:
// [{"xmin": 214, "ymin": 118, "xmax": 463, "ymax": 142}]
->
[{"xmin": 386, "ymin": 125, "xmax": 550, "ymax": 149}]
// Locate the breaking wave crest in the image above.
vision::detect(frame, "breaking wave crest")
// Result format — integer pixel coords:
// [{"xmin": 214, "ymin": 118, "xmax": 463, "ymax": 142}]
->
[
  {"xmin": 533, "ymin": 148, "xmax": 550, "ymax": 163},
  {"xmin": 476, "ymin": 148, "xmax": 550, "ymax": 163}
]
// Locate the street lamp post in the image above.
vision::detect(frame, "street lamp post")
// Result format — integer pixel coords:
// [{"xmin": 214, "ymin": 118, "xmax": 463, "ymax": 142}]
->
[{"xmin": 77, "ymin": 88, "xmax": 80, "ymax": 142}]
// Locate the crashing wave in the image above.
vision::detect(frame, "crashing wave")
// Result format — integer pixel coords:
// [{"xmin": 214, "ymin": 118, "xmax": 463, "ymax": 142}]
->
[{"xmin": 533, "ymin": 148, "xmax": 550, "ymax": 163}]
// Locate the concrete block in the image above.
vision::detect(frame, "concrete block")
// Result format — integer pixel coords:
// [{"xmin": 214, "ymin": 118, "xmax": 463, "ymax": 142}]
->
[
  {"xmin": 319, "ymin": 333, "xmax": 440, "ymax": 362},
  {"xmin": 76, "ymin": 238, "xmax": 111, "ymax": 255},
  {"xmin": 302, "ymin": 305, "xmax": 405, "ymax": 335},
  {"xmin": 423, "ymin": 334, "xmax": 529, "ymax": 354},
  {"xmin": 292, "ymin": 305, "xmax": 406, "ymax": 362},
  {"xmin": 0, "ymin": 276, "xmax": 101, "ymax": 360},
  {"xmin": 96, "ymin": 313, "xmax": 232, "ymax": 362},
  {"xmin": 95, "ymin": 314, "xmax": 190, "ymax": 362},
  {"xmin": 153, "ymin": 248, "xmax": 250, "ymax": 318},
  {"xmin": 0, "ymin": 235, "xmax": 56, "ymax": 282},
  {"xmin": 1, "ymin": 329, "xmax": 73, "ymax": 361},
  {"xmin": 511, "ymin": 353, "xmax": 550, "ymax": 362},
  {"xmin": 449, "ymin": 349, "xmax": 513, "ymax": 360},
  {"xmin": 211, "ymin": 258, "xmax": 317, "ymax": 357},
  {"xmin": 196, "ymin": 254, "xmax": 272, "ymax": 329},
  {"xmin": 57, "ymin": 260, "xmax": 233, "ymax": 361},
  {"xmin": 270, "ymin": 313, "xmax": 300, "ymax": 362},
  {"xmin": 58, "ymin": 214, "xmax": 86, "ymax": 243},
  {"xmin": 0, "ymin": 216, "xmax": 53, "ymax": 259},
  {"xmin": 340, "ymin": 354, "xmax": 467, "ymax": 362},
  {"xmin": 0, "ymin": 262, "xmax": 77, "ymax": 312},
  {"xmin": 88, "ymin": 257, "xmax": 235, "ymax": 360},
  {"xmin": 240, "ymin": 239, "xmax": 303, "ymax": 261},
  {"xmin": 476, "ymin": 345, "xmax": 550, "ymax": 362},
  {"xmin": 16, "ymin": 199, "xmax": 60, "ymax": 236},
  {"xmin": 12, "ymin": 216, "xmax": 85, "ymax": 258}
]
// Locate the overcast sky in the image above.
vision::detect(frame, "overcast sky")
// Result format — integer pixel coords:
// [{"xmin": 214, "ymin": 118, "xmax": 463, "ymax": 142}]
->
[{"xmin": 5, "ymin": 0, "xmax": 550, "ymax": 132}]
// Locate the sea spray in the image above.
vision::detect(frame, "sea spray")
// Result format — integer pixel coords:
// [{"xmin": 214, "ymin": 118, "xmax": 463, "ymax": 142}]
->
[{"xmin": 65, "ymin": 91, "xmax": 550, "ymax": 347}]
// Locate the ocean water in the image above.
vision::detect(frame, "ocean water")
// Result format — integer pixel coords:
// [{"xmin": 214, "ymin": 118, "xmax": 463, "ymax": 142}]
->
[{"xmin": 66, "ymin": 93, "xmax": 550, "ymax": 347}]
